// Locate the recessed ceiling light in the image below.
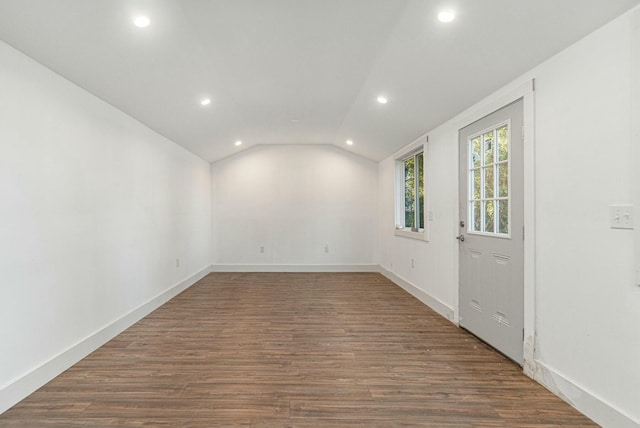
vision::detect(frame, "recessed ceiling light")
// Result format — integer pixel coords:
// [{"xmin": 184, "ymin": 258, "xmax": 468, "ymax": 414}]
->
[
  {"xmin": 200, "ymin": 98, "xmax": 211, "ymax": 106},
  {"xmin": 235, "ymin": 140, "xmax": 242, "ymax": 146},
  {"xmin": 134, "ymin": 16, "xmax": 151, "ymax": 28},
  {"xmin": 438, "ymin": 10, "xmax": 455, "ymax": 23},
  {"xmin": 346, "ymin": 140, "xmax": 354, "ymax": 146},
  {"xmin": 377, "ymin": 96, "xmax": 388, "ymax": 104}
]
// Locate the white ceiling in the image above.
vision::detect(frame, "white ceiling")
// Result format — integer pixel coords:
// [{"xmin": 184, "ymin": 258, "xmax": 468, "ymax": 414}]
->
[{"xmin": 0, "ymin": 0, "xmax": 638, "ymax": 162}]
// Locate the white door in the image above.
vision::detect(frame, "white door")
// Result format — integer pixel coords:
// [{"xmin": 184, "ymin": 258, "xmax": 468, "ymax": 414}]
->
[{"xmin": 458, "ymin": 99, "xmax": 524, "ymax": 365}]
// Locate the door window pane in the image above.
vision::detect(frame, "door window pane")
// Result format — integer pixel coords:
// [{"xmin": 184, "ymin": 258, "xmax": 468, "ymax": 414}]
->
[
  {"xmin": 471, "ymin": 137, "xmax": 481, "ymax": 168},
  {"xmin": 473, "ymin": 201, "xmax": 482, "ymax": 231},
  {"xmin": 484, "ymin": 166, "xmax": 494, "ymax": 199},
  {"xmin": 473, "ymin": 169, "xmax": 481, "ymax": 200},
  {"xmin": 498, "ymin": 200, "xmax": 509, "ymax": 234},
  {"xmin": 498, "ymin": 125, "xmax": 509, "ymax": 162},
  {"xmin": 484, "ymin": 200, "xmax": 494, "ymax": 233},
  {"xmin": 498, "ymin": 163, "xmax": 508, "ymax": 197},
  {"xmin": 483, "ymin": 131, "xmax": 494, "ymax": 166}
]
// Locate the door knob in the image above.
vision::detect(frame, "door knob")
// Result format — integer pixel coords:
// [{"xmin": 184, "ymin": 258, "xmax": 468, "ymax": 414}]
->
[{"xmin": 456, "ymin": 234, "xmax": 465, "ymax": 242}]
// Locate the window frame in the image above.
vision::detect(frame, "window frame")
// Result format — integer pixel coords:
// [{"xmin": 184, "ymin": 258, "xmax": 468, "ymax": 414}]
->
[{"xmin": 394, "ymin": 144, "xmax": 427, "ymax": 241}]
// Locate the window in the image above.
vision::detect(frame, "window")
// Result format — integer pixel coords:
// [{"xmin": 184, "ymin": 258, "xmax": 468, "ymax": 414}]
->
[
  {"xmin": 468, "ymin": 122, "xmax": 510, "ymax": 236},
  {"xmin": 395, "ymin": 146, "xmax": 426, "ymax": 240}
]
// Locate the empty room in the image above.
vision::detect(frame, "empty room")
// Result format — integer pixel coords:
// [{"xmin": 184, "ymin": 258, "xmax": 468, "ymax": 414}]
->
[{"xmin": 1, "ymin": 0, "xmax": 639, "ymax": 426}]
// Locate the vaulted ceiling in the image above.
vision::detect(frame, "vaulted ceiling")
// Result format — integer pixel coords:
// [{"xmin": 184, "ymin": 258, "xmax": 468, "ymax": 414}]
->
[{"xmin": 0, "ymin": 0, "xmax": 638, "ymax": 162}]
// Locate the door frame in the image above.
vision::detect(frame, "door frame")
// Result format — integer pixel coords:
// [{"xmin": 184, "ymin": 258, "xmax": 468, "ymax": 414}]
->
[
  {"xmin": 454, "ymin": 79, "xmax": 536, "ymax": 373},
  {"xmin": 632, "ymin": 9, "xmax": 640, "ymax": 287}
]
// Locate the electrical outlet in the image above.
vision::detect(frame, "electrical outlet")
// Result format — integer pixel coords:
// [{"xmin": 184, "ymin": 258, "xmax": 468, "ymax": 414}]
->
[
  {"xmin": 610, "ymin": 205, "xmax": 634, "ymax": 229},
  {"xmin": 176, "ymin": 258, "xmax": 180, "ymax": 268},
  {"xmin": 259, "ymin": 246, "xmax": 265, "ymax": 253},
  {"xmin": 323, "ymin": 244, "xmax": 329, "ymax": 253},
  {"xmin": 411, "ymin": 258, "xmax": 415, "ymax": 268}
]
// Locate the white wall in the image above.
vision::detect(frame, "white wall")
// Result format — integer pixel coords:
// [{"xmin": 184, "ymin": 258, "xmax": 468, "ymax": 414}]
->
[
  {"xmin": 379, "ymin": 7, "xmax": 640, "ymax": 428},
  {"xmin": 379, "ymin": 133, "xmax": 458, "ymax": 320},
  {"xmin": 211, "ymin": 144, "xmax": 378, "ymax": 270},
  {"xmin": 0, "ymin": 41, "xmax": 211, "ymax": 413}
]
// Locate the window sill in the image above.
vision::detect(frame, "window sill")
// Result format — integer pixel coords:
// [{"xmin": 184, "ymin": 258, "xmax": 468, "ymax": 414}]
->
[{"xmin": 394, "ymin": 229, "xmax": 427, "ymax": 241}]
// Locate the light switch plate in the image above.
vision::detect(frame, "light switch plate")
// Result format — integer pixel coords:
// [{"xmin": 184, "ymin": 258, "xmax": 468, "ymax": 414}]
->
[{"xmin": 610, "ymin": 205, "xmax": 634, "ymax": 229}]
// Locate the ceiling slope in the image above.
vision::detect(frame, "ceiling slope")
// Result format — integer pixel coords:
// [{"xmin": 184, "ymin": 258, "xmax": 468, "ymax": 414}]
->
[{"xmin": 0, "ymin": 0, "xmax": 638, "ymax": 162}]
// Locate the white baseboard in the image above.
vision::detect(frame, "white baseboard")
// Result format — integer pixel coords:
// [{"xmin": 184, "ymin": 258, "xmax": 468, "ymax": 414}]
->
[
  {"xmin": 0, "ymin": 265, "xmax": 211, "ymax": 415},
  {"xmin": 528, "ymin": 360, "xmax": 639, "ymax": 428},
  {"xmin": 379, "ymin": 266, "xmax": 456, "ymax": 323},
  {"xmin": 210, "ymin": 264, "xmax": 380, "ymax": 273}
]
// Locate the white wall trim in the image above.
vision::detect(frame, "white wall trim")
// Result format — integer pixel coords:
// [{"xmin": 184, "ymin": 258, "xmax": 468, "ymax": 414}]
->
[
  {"xmin": 391, "ymin": 134, "xmax": 427, "ymax": 160},
  {"xmin": 530, "ymin": 360, "xmax": 640, "ymax": 428},
  {"xmin": 380, "ymin": 265, "xmax": 456, "ymax": 323},
  {"xmin": 632, "ymin": 7, "xmax": 640, "ymax": 286},
  {"xmin": 0, "ymin": 265, "xmax": 211, "ymax": 415},
  {"xmin": 211, "ymin": 264, "xmax": 380, "ymax": 273}
]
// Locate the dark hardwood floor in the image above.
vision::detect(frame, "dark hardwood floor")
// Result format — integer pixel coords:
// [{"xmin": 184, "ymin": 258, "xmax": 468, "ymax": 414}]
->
[{"xmin": 1, "ymin": 272, "xmax": 596, "ymax": 427}]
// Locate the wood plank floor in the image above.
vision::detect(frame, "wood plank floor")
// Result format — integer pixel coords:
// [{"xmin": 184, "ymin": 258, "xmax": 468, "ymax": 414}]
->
[{"xmin": 1, "ymin": 272, "xmax": 596, "ymax": 427}]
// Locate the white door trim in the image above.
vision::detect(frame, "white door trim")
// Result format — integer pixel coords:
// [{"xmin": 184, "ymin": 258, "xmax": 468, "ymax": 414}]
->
[
  {"xmin": 454, "ymin": 79, "xmax": 536, "ymax": 372},
  {"xmin": 632, "ymin": 9, "xmax": 640, "ymax": 287}
]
